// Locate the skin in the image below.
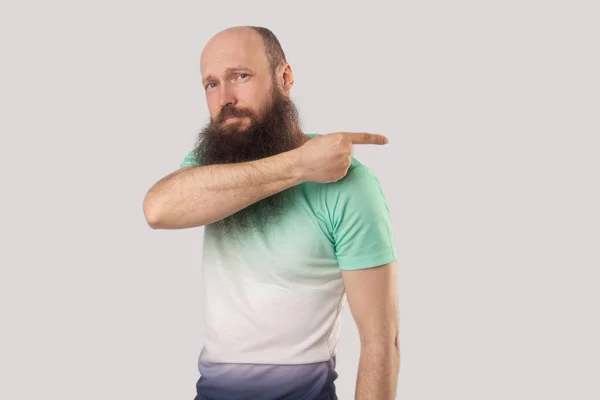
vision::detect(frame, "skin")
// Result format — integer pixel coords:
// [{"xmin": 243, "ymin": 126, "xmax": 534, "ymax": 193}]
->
[
  {"xmin": 342, "ymin": 261, "xmax": 400, "ymax": 399},
  {"xmin": 196, "ymin": 26, "xmax": 400, "ymax": 399}
]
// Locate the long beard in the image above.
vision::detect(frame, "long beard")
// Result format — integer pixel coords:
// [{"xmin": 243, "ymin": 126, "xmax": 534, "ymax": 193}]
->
[{"xmin": 192, "ymin": 87, "xmax": 303, "ymax": 237}]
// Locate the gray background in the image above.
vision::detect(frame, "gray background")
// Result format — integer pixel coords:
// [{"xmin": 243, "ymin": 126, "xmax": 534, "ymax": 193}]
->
[{"xmin": 1, "ymin": 0, "xmax": 598, "ymax": 399}]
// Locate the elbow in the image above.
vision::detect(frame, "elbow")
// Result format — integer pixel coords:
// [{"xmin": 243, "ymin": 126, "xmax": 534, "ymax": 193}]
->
[
  {"xmin": 143, "ymin": 193, "xmax": 163, "ymax": 229},
  {"xmin": 362, "ymin": 338, "xmax": 400, "ymax": 353},
  {"xmin": 142, "ymin": 192, "xmax": 209, "ymax": 229},
  {"xmin": 361, "ymin": 330, "xmax": 400, "ymax": 354}
]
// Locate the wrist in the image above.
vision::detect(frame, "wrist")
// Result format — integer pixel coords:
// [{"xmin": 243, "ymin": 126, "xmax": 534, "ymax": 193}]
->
[{"xmin": 283, "ymin": 148, "xmax": 308, "ymax": 185}]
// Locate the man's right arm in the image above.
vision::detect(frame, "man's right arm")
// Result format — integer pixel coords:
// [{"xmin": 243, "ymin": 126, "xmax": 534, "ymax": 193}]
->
[
  {"xmin": 142, "ymin": 149, "xmax": 306, "ymax": 229},
  {"xmin": 142, "ymin": 132, "xmax": 389, "ymax": 229}
]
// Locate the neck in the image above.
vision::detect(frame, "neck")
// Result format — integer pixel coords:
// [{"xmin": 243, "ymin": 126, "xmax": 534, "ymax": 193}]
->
[{"xmin": 291, "ymin": 125, "xmax": 309, "ymax": 147}]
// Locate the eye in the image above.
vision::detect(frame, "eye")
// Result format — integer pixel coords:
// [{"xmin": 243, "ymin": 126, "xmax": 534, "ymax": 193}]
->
[
  {"xmin": 206, "ymin": 82, "xmax": 217, "ymax": 90},
  {"xmin": 237, "ymin": 73, "xmax": 249, "ymax": 80}
]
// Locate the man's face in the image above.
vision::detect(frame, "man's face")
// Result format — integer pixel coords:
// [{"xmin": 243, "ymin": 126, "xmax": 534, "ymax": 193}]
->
[
  {"xmin": 193, "ymin": 28, "xmax": 303, "ymax": 236},
  {"xmin": 200, "ymin": 29, "xmax": 275, "ymax": 132}
]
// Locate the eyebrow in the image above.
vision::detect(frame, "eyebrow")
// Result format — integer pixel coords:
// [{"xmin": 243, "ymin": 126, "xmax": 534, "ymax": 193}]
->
[{"xmin": 202, "ymin": 67, "xmax": 254, "ymax": 85}]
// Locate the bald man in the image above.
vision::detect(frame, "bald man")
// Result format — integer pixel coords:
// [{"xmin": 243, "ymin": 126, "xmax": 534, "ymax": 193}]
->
[{"xmin": 143, "ymin": 26, "xmax": 400, "ymax": 400}]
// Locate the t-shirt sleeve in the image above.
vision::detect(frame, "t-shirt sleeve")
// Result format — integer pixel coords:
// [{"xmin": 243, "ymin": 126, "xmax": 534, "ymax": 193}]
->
[
  {"xmin": 179, "ymin": 150, "xmax": 200, "ymax": 168},
  {"xmin": 328, "ymin": 164, "xmax": 397, "ymax": 270}
]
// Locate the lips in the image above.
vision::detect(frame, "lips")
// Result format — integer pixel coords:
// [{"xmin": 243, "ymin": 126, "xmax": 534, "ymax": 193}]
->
[{"xmin": 223, "ymin": 115, "xmax": 242, "ymax": 122}]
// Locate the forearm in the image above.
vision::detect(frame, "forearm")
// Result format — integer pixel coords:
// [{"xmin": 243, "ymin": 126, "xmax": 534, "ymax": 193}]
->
[
  {"xmin": 355, "ymin": 343, "xmax": 400, "ymax": 400},
  {"xmin": 143, "ymin": 149, "xmax": 305, "ymax": 229}
]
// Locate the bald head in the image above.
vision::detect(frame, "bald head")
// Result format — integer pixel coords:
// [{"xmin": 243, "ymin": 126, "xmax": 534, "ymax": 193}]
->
[
  {"xmin": 202, "ymin": 26, "xmax": 263, "ymax": 71},
  {"xmin": 201, "ymin": 26, "xmax": 285, "ymax": 76}
]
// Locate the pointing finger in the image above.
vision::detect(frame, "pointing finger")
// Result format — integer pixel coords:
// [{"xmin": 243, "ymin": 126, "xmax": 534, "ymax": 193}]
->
[{"xmin": 344, "ymin": 132, "xmax": 389, "ymax": 145}]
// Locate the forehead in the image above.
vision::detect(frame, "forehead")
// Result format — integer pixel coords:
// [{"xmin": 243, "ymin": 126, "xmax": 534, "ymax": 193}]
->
[{"xmin": 200, "ymin": 29, "xmax": 269, "ymax": 78}]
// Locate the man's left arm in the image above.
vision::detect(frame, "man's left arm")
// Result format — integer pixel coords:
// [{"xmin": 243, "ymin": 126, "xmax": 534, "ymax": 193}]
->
[{"xmin": 341, "ymin": 261, "xmax": 400, "ymax": 400}]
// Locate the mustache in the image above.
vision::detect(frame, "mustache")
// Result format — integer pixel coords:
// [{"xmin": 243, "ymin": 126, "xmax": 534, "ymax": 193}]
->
[{"xmin": 218, "ymin": 105, "xmax": 255, "ymax": 122}]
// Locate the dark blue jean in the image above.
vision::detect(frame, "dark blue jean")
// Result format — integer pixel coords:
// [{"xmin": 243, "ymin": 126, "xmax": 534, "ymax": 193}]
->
[{"xmin": 193, "ymin": 355, "xmax": 338, "ymax": 400}]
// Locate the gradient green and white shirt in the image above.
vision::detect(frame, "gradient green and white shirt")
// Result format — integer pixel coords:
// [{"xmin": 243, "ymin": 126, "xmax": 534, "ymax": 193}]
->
[{"xmin": 180, "ymin": 133, "xmax": 397, "ymax": 398}]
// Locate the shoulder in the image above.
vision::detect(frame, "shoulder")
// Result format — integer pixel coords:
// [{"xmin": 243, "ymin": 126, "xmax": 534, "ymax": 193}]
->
[
  {"xmin": 180, "ymin": 149, "xmax": 200, "ymax": 168},
  {"xmin": 321, "ymin": 157, "xmax": 390, "ymax": 216},
  {"xmin": 330, "ymin": 157, "xmax": 381, "ymax": 192}
]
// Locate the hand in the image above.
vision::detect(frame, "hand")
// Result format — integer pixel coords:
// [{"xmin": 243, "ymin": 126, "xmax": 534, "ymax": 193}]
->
[{"xmin": 295, "ymin": 132, "xmax": 389, "ymax": 183}]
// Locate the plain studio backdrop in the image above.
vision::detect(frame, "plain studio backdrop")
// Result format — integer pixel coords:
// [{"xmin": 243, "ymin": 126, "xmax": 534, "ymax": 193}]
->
[{"xmin": 1, "ymin": 1, "xmax": 598, "ymax": 399}]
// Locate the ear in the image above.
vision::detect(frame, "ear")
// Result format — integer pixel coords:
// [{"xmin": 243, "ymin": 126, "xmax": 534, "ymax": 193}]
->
[{"xmin": 278, "ymin": 63, "xmax": 294, "ymax": 94}]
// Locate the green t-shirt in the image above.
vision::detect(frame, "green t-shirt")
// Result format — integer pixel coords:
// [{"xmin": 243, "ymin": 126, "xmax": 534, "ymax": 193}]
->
[{"xmin": 181, "ymin": 133, "xmax": 397, "ymax": 369}]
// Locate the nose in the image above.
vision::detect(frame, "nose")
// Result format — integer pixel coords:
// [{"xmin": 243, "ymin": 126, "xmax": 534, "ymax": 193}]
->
[{"xmin": 219, "ymin": 84, "xmax": 237, "ymax": 108}]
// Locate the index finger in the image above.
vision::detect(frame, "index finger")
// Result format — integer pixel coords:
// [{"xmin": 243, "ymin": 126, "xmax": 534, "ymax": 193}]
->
[{"xmin": 344, "ymin": 132, "xmax": 389, "ymax": 145}]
